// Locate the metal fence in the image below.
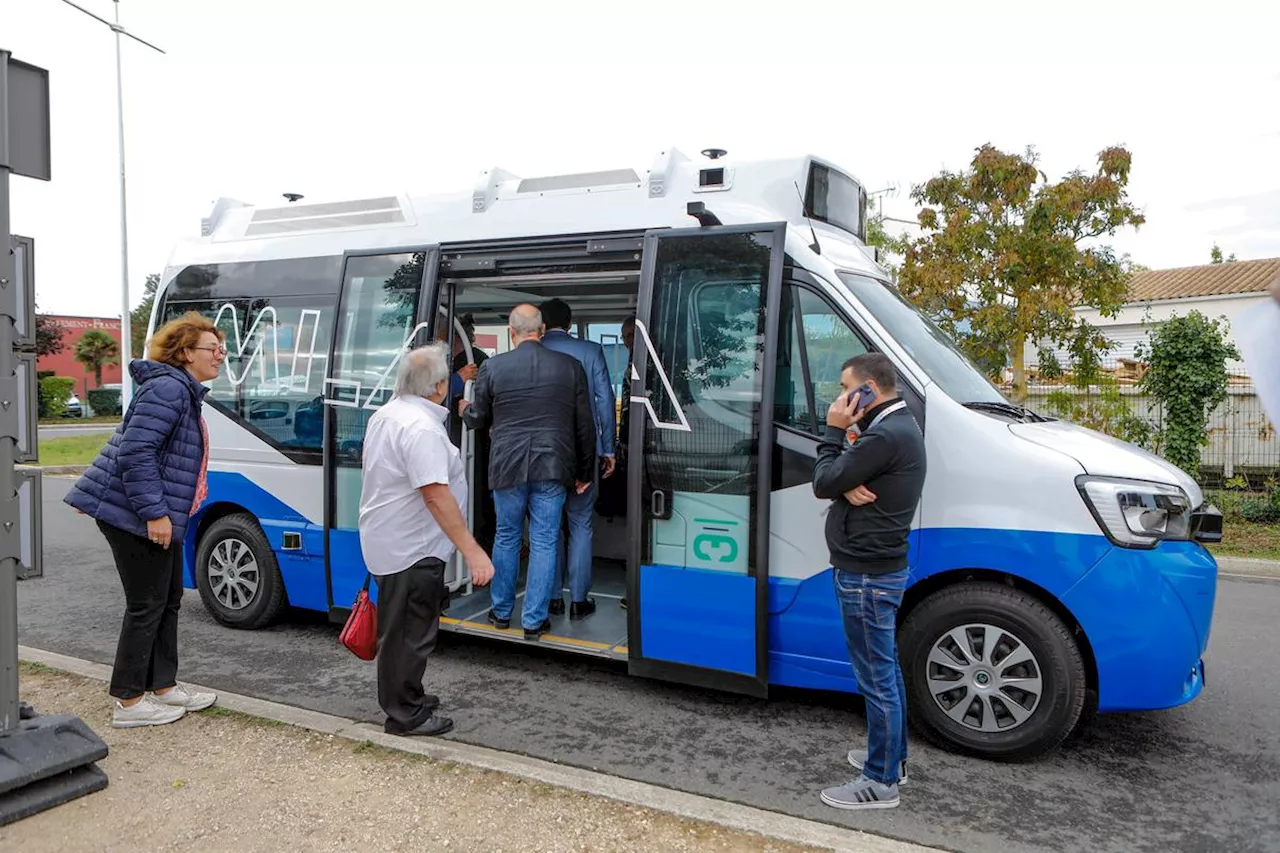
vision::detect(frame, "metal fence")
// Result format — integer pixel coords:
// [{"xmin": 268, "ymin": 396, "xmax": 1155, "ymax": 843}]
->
[{"xmin": 1017, "ymin": 361, "xmax": 1276, "ymax": 489}]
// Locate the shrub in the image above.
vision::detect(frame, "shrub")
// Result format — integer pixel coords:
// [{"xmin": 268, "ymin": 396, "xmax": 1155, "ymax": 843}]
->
[
  {"xmin": 87, "ymin": 388, "xmax": 122, "ymax": 417},
  {"xmin": 38, "ymin": 376, "xmax": 76, "ymax": 419}
]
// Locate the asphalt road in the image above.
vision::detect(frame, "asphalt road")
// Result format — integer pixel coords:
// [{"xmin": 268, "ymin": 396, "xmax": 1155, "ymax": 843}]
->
[{"xmin": 18, "ymin": 477, "xmax": 1280, "ymax": 853}]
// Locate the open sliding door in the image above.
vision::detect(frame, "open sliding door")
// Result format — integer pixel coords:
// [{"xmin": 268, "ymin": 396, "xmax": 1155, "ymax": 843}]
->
[{"xmin": 625, "ymin": 224, "xmax": 786, "ymax": 696}]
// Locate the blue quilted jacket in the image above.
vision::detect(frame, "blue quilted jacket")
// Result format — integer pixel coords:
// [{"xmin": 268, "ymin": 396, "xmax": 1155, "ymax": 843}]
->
[{"xmin": 64, "ymin": 360, "xmax": 209, "ymax": 542}]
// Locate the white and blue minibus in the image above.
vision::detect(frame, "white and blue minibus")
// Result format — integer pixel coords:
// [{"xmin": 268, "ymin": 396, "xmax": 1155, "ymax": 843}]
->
[{"xmin": 151, "ymin": 147, "xmax": 1222, "ymax": 759}]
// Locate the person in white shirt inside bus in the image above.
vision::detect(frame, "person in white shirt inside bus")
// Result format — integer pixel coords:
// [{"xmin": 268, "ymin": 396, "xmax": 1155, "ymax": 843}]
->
[{"xmin": 358, "ymin": 343, "xmax": 495, "ymax": 737}]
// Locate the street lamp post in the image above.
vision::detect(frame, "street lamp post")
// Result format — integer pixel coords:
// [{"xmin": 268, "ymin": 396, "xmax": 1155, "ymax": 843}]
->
[{"xmin": 57, "ymin": 0, "xmax": 164, "ymax": 414}]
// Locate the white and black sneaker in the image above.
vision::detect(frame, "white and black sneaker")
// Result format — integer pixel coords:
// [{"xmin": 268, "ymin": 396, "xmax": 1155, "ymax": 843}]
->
[
  {"xmin": 820, "ymin": 775, "xmax": 900, "ymax": 810},
  {"xmin": 112, "ymin": 696, "xmax": 186, "ymax": 729},
  {"xmin": 847, "ymin": 750, "xmax": 909, "ymax": 786}
]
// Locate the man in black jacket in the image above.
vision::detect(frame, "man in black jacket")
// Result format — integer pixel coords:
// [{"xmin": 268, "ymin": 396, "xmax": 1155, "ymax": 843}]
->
[
  {"xmin": 812, "ymin": 352, "xmax": 925, "ymax": 812},
  {"xmin": 460, "ymin": 304, "xmax": 595, "ymax": 640}
]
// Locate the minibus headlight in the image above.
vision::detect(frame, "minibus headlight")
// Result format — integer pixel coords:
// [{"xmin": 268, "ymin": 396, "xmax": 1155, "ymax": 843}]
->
[{"xmin": 1076, "ymin": 476, "xmax": 1193, "ymax": 548}]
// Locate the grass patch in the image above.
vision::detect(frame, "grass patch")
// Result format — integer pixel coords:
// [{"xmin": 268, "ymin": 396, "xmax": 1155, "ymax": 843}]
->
[
  {"xmin": 37, "ymin": 432, "xmax": 111, "ymax": 466},
  {"xmin": 19, "ymin": 660, "xmax": 61, "ymax": 676},
  {"xmin": 1209, "ymin": 521, "xmax": 1280, "ymax": 561},
  {"xmin": 200, "ymin": 705, "xmax": 286, "ymax": 728}
]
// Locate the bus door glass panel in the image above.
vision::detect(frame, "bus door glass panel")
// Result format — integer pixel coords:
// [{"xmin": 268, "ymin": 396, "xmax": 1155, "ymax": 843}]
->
[{"xmin": 326, "ymin": 251, "xmax": 429, "ymax": 608}]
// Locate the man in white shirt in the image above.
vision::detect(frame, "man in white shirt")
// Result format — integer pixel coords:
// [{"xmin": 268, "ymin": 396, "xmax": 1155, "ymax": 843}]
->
[{"xmin": 359, "ymin": 343, "xmax": 494, "ymax": 737}]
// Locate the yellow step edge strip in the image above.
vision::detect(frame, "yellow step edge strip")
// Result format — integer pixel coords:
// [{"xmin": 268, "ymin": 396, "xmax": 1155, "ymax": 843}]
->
[{"xmin": 440, "ymin": 616, "xmax": 617, "ymax": 652}]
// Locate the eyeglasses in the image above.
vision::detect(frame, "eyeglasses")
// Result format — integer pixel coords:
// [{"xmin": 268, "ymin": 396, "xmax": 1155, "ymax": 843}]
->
[{"xmin": 191, "ymin": 344, "xmax": 228, "ymax": 356}]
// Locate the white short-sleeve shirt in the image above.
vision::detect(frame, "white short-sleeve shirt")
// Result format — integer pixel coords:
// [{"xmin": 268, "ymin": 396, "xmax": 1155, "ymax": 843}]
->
[{"xmin": 357, "ymin": 395, "xmax": 469, "ymax": 576}]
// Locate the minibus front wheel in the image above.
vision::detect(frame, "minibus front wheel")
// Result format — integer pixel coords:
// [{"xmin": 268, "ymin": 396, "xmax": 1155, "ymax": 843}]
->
[
  {"xmin": 899, "ymin": 581, "xmax": 1088, "ymax": 760},
  {"xmin": 194, "ymin": 513, "xmax": 287, "ymax": 630}
]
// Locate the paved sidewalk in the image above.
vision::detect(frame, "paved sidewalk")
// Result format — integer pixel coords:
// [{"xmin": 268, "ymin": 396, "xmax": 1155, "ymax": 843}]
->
[{"xmin": 4, "ymin": 651, "xmax": 945, "ymax": 853}]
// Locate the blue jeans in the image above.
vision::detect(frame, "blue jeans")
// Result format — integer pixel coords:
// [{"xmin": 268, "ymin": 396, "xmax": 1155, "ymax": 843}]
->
[
  {"xmin": 834, "ymin": 566, "xmax": 909, "ymax": 785},
  {"xmin": 554, "ymin": 476, "xmax": 595, "ymax": 603},
  {"xmin": 492, "ymin": 480, "xmax": 567, "ymax": 630}
]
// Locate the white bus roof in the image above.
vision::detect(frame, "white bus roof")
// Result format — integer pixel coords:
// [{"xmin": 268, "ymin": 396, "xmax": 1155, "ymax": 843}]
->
[{"xmin": 169, "ymin": 148, "xmax": 883, "ymax": 276}]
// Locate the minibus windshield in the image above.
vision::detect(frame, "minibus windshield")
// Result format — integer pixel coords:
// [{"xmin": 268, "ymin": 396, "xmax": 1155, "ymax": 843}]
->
[{"xmin": 836, "ymin": 272, "xmax": 1008, "ymax": 405}]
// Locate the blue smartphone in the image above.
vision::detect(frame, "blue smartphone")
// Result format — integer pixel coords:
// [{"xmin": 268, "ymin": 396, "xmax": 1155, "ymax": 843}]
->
[{"xmin": 846, "ymin": 383, "xmax": 874, "ymax": 410}]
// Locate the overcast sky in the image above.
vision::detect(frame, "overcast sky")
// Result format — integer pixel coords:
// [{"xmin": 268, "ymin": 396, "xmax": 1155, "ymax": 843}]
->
[{"xmin": 3, "ymin": 0, "xmax": 1278, "ymax": 318}]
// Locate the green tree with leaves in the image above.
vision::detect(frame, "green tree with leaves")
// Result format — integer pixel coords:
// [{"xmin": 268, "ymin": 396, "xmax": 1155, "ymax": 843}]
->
[
  {"xmin": 1209, "ymin": 244, "xmax": 1237, "ymax": 264},
  {"xmin": 894, "ymin": 144, "xmax": 1146, "ymax": 402},
  {"xmin": 131, "ymin": 273, "xmax": 161, "ymax": 357},
  {"xmin": 1135, "ymin": 310, "xmax": 1240, "ymax": 479},
  {"xmin": 74, "ymin": 329, "xmax": 121, "ymax": 389}
]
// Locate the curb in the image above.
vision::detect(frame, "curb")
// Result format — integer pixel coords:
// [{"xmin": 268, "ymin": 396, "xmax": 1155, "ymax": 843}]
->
[
  {"xmin": 1215, "ymin": 556, "xmax": 1280, "ymax": 580},
  {"xmin": 35, "ymin": 465, "xmax": 88, "ymax": 476},
  {"xmin": 19, "ymin": 645, "xmax": 946, "ymax": 853}
]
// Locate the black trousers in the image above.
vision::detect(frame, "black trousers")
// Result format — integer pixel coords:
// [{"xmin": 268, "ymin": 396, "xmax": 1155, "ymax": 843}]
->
[
  {"xmin": 98, "ymin": 519, "xmax": 184, "ymax": 701},
  {"xmin": 375, "ymin": 557, "xmax": 446, "ymax": 731}
]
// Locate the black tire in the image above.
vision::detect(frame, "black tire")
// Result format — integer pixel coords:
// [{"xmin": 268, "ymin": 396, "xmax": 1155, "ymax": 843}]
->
[
  {"xmin": 194, "ymin": 514, "xmax": 287, "ymax": 630},
  {"xmin": 899, "ymin": 582, "xmax": 1086, "ymax": 761}
]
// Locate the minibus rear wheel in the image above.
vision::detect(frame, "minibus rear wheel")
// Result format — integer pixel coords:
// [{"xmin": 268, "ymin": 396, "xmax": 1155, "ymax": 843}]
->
[
  {"xmin": 195, "ymin": 514, "xmax": 287, "ymax": 630},
  {"xmin": 899, "ymin": 582, "xmax": 1087, "ymax": 760}
]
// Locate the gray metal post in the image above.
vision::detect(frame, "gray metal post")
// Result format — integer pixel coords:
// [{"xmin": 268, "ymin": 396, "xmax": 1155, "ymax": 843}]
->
[
  {"xmin": 0, "ymin": 159, "xmax": 18, "ymax": 732},
  {"xmin": 55, "ymin": 0, "xmax": 166, "ymax": 410},
  {"xmin": 114, "ymin": 0, "xmax": 133, "ymax": 406},
  {"xmin": 0, "ymin": 47, "xmax": 108, "ymax": 825}
]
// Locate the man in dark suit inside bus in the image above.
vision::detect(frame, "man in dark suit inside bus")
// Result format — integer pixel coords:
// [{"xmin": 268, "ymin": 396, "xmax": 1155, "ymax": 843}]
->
[{"xmin": 459, "ymin": 304, "xmax": 596, "ymax": 640}]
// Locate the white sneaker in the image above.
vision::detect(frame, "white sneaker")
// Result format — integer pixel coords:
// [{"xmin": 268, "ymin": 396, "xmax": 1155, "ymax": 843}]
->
[
  {"xmin": 150, "ymin": 683, "xmax": 217, "ymax": 712},
  {"xmin": 113, "ymin": 696, "xmax": 186, "ymax": 728}
]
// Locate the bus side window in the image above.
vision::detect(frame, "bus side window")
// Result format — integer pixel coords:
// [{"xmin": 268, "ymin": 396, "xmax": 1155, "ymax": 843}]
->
[
  {"xmin": 774, "ymin": 284, "xmax": 870, "ymax": 437},
  {"xmin": 157, "ymin": 257, "xmax": 342, "ymax": 465}
]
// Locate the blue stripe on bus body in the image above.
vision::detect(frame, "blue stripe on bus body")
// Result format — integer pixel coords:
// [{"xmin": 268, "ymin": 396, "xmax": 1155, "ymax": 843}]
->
[
  {"xmin": 188, "ymin": 473, "xmax": 1213, "ymax": 713},
  {"xmin": 767, "ymin": 529, "xmax": 1213, "ymax": 712},
  {"xmin": 185, "ymin": 471, "xmax": 328, "ymax": 613}
]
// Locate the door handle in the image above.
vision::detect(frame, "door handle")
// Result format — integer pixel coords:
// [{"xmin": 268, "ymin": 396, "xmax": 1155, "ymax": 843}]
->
[{"xmin": 650, "ymin": 488, "xmax": 672, "ymax": 520}]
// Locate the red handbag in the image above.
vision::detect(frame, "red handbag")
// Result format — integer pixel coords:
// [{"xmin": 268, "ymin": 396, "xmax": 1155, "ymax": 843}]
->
[{"xmin": 339, "ymin": 574, "xmax": 378, "ymax": 660}]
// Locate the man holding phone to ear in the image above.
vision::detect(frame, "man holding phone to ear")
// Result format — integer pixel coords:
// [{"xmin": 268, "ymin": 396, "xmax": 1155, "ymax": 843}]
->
[{"xmin": 812, "ymin": 352, "xmax": 926, "ymax": 812}]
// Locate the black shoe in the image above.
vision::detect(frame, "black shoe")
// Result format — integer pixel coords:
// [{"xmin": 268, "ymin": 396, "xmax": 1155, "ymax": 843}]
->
[
  {"xmin": 423, "ymin": 693, "xmax": 440, "ymax": 713},
  {"xmin": 619, "ymin": 597, "xmax": 628, "ymax": 610},
  {"xmin": 523, "ymin": 619, "xmax": 551, "ymax": 641},
  {"xmin": 386, "ymin": 714, "xmax": 454, "ymax": 737},
  {"xmin": 570, "ymin": 598, "xmax": 596, "ymax": 619},
  {"xmin": 488, "ymin": 610, "xmax": 510, "ymax": 630},
  {"xmin": 549, "ymin": 598, "xmax": 565, "ymax": 616}
]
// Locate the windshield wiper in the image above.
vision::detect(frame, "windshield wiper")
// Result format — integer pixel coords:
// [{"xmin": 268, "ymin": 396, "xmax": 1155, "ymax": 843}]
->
[{"xmin": 962, "ymin": 401, "xmax": 1051, "ymax": 423}]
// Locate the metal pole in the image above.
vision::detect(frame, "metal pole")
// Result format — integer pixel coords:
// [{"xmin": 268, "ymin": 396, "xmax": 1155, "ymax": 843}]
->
[
  {"xmin": 0, "ymin": 161, "xmax": 19, "ymax": 733},
  {"xmin": 114, "ymin": 0, "xmax": 132, "ymax": 411},
  {"xmin": 56, "ymin": 0, "xmax": 165, "ymax": 411}
]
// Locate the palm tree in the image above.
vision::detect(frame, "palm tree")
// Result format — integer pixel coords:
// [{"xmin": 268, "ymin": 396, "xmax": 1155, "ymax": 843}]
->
[{"xmin": 74, "ymin": 330, "xmax": 121, "ymax": 388}]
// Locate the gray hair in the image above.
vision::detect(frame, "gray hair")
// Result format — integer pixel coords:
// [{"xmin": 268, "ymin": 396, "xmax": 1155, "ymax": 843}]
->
[
  {"xmin": 395, "ymin": 342, "xmax": 450, "ymax": 398},
  {"xmin": 509, "ymin": 304, "xmax": 543, "ymax": 336}
]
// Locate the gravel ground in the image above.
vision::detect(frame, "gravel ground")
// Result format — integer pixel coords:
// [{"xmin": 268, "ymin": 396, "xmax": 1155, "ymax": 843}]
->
[{"xmin": 1, "ymin": 666, "xmax": 823, "ymax": 853}]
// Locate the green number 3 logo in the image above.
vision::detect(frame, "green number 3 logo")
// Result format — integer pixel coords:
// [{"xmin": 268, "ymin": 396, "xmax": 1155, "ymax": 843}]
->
[{"xmin": 693, "ymin": 534, "xmax": 738, "ymax": 563}]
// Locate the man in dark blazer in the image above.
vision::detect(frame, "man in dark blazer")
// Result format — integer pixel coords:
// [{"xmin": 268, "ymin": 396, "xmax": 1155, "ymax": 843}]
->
[{"xmin": 460, "ymin": 304, "xmax": 596, "ymax": 639}]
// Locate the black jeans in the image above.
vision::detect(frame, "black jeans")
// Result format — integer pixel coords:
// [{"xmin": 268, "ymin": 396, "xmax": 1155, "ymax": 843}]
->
[
  {"xmin": 98, "ymin": 519, "xmax": 184, "ymax": 701},
  {"xmin": 375, "ymin": 557, "xmax": 446, "ymax": 732}
]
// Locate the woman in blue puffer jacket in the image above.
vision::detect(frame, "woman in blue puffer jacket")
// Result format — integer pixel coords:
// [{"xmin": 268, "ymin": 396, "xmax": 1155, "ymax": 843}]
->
[{"xmin": 66, "ymin": 312, "xmax": 226, "ymax": 729}]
